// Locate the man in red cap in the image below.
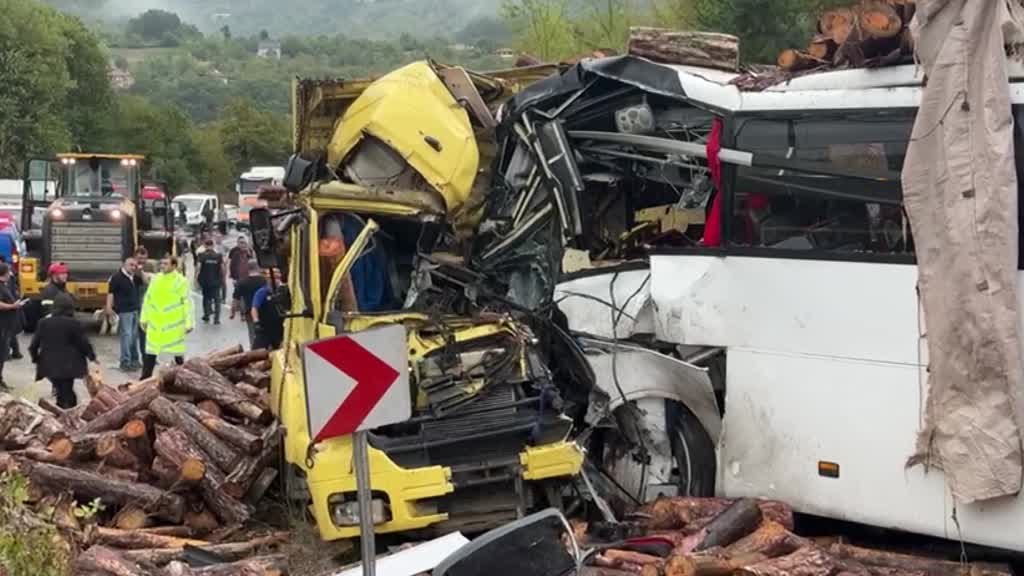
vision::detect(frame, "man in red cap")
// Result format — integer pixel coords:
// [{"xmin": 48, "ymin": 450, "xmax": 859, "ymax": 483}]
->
[{"xmin": 42, "ymin": 262, "xmax": 70, "ymax": 308}]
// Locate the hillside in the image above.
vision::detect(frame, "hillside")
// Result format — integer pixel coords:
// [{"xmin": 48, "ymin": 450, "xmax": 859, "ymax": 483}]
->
[{"xmin": 45, "ymin": 0, "xmax": 503, "ymax": 39}]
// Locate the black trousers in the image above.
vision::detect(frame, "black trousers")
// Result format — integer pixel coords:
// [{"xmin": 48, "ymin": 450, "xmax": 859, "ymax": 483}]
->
[
  {"xmin": 52, "ymin": 378, "xmax": 77, "ymax": 409},
  {"xmin": 201, "ymin": 284, "xmax": 221, "ymax": 322},
  {"xmin": 138, "ymin": 328, "xmax": 146, "ymax": 362},
  {"xmin": 141, "ymin": 354, "xmax": 184, "ymax": 379},
  {"xmin": 8, "ymin": 331, "xmax": 19, "ymax": 357}
]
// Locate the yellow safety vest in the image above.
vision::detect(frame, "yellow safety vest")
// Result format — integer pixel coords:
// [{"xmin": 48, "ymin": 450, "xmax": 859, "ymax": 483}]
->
[{"xmin": 140, "ymin": 271, "xmax": 193, "ymax": 356}]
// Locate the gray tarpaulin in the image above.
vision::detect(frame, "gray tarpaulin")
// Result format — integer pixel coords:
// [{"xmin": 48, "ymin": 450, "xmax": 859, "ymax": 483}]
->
[{"xmin": 903, "ymin": 0, "xmax": 1024, "ymax": 503}]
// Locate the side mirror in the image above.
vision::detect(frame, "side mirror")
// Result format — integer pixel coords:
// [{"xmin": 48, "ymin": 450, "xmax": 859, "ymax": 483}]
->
[
  {"xmin": 283, "ymin": 154, "xmax": 314, "ymax": 193},
  {"xmin": 433, "ymin": 509, "xmax": 580, "ymax": 576},
  {"xmin": 249, "ymin": 207, "xmax": 278, "ymax": 269}
]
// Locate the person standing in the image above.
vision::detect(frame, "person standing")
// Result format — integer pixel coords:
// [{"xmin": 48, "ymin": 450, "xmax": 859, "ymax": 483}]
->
[
  {"xmin": 196, "ymin": 238, "xmax": 226, "ymax": 325},
  {"xmin": 0, "ymin": 255, "xmax": 22, "ymax": 361},
  {"xmin": 251, "ymin": 268, "xmax": 284, "ymax": 350},
  {"xmin": 228, "ymin": 237, "xmax": 253, "ymax": 285},
  {"xmin": 106, "ymin": 257, "xmax": 142, "ymax": 371},
  {"xmin": 231, "ymin": 260, "xmax": 266, "ymax": 349},
  {"xmin": 140, "ymin": 256, "xmax": 193, "ymax": 379},
  {"xmin": 134, "ymin": 247, "xmax": 152, "ymax": 363},
  {"xmin": 30, "ymin": 293, "xmax": 95, "ymax": 408},
  {"xmin": 0, "ymin": 264, "xmax": 24, "ymax": 389}
]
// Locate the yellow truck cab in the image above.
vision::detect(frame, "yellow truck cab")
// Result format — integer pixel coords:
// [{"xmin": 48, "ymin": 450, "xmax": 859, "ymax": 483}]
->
[
  {"xmin": 19, "ymin": 153, "xmax": 174, "ymax": 320},
  {"xmin": 262, "ymin": 62, "xmax": 587, "ymax": 540}
]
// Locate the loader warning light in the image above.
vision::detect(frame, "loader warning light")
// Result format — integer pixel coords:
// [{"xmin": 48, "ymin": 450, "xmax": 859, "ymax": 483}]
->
[{"xmin": 818, "ymin": 461, "xmax": 840, "ymax": 478}]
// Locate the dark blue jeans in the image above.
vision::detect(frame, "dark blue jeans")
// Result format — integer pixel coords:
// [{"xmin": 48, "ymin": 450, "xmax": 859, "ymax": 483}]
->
[{"xmin": 118, "ymin": 310, "xmax": 141, "ymax": 369}]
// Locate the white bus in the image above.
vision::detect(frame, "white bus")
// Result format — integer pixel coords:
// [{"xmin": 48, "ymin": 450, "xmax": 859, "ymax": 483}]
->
[
  {"xmin": 552, "ymin": 61, "xmax": 1024, "ymax": 552},
  {"xmin": 236, "ymin": 166, "xmax": 284, "ymax": 227}
]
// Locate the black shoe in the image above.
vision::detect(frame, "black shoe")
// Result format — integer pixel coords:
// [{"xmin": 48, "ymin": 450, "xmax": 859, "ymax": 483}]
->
[
  {"xmin": 10, "ymin": 353, "xmax": 22, "ymax": 360},
  {"xmin": 202, "ymin": 317, "xmax": 209, "ymax": 324},
  {"xmin": 214, "ymin": 319, "xmax": 221, "ymax": 325}
]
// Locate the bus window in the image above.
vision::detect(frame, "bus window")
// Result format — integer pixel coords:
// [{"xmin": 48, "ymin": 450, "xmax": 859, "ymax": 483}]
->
[{"xmin": 730, "ymin": 111, "xmax": 915, "ymax": 256}]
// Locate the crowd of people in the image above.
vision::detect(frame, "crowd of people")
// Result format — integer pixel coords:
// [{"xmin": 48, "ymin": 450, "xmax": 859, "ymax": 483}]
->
[{"xmin": 0, "ymin": 234, "xmax": 286, "ymax": 409}]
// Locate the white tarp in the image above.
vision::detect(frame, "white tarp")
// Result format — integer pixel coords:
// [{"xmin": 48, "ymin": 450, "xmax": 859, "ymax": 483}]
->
[{"xmin": 903, "ymin": 0, "xmax": 1024, "ymax": 502}]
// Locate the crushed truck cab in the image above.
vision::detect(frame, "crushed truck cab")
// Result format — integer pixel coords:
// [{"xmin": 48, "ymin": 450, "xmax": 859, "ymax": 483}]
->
[{"xmin": 268, "ymin": 62, "xmax": 588, "ymax": 539}]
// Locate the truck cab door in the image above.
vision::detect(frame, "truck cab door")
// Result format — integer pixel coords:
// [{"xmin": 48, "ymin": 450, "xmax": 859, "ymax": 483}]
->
[
  {"xmin": 139, "ymin": 196, "xmax": 173, "ymax": 259},
  {"xmin": 21, "ymin": 158, "xmax": 58, "ymax": 251}
]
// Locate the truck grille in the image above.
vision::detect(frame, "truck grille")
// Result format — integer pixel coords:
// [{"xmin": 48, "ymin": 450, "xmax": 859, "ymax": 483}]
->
[{"xmin": 50, "ymin": 221, "xmax": 123, "ymax": 280}]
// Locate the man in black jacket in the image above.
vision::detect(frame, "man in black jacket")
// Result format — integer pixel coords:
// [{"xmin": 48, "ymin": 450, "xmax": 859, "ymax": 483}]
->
[
  {"xmin": 30, "ymin": 293, "xmax": 96, "ymax": 408},
  {"xmin": 0, "ymin": 264, "xmax": 23, "ymax": 389}
]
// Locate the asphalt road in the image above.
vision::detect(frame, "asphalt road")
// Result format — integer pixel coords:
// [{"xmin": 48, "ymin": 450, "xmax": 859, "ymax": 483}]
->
[{"xmin": 7, "ymin": 233, "xmax": 252, "ymax": 404}]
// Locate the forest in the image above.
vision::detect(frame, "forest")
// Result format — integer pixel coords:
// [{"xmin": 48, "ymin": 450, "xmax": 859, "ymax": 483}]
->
[{"xmin": 0, "ymin": 0, "xmax": 845, "ymax": 195}]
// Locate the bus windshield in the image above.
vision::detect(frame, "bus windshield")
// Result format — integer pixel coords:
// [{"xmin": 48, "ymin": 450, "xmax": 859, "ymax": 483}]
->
[{"xmin": 65, "ymin": 159, "xmax": 136, "ymax": 199}]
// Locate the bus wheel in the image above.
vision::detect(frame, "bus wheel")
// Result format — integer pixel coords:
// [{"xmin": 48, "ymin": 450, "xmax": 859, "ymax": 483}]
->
[{"xmin": 667, "ymin": 400, "xmax": 716, "ymax": 497}]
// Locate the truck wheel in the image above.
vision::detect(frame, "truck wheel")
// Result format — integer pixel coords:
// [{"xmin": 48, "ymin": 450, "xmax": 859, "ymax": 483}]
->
[{"xmin": 667, "ymin": 400, "xmax": 716, "ymax": 497}]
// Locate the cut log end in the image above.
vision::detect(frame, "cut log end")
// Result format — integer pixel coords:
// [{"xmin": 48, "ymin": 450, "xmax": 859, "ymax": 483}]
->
[
  {"xmin": 860, "ymin": 2, "xmax": 904, "ymax": 39},
  {"xmin": 47, "ymin": 437, "xmax": 73, "ymax": 461},
  {"xmin": 180, "ymin": 458, "xmax": 207, "ymax": 483},
  {"xmin": 777, "ymin": 50, "xmax": 823, "ymax": 72},
  {"xmin": 122, "ymin": 419, "xmax": 147, "ymax": 439}
]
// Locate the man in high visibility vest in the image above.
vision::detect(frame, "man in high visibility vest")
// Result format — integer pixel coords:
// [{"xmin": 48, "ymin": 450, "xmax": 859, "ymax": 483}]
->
[{"xmin": 140, "ymin": 255, "xmax": 193, "ymax": 379}]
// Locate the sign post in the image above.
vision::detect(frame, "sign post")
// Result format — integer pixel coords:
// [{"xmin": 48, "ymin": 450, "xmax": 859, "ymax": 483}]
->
[{"xmin": 301, "ymin": 324, "xmax": 410, "ymax": 576}]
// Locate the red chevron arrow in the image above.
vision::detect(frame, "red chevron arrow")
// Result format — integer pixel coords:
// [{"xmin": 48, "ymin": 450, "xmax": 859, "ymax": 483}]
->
[{"xmin": 308, "ymin": 336, "xmax": 401, "ymax": 441}]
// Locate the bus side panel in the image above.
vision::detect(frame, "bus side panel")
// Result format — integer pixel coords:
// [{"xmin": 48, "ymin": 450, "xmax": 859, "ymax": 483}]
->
[
  {"xmin": 719, "ymin": 348, "xmax": 949, "ymax": 541},
  {"xmin": 648, "ymin": 255, "xmax": 920, "ymax": 364}
]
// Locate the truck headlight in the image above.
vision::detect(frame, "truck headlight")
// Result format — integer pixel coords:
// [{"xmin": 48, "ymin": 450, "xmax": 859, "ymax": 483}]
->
[
  {"xmin": 51, "ymin": 208, "xmax": 64, "ymax": 220},
  {"xmin": 110, "ymin": 209, "xmax": 122, "ymax": 221},
  {"xmin": 328, "ymin": 495, "xmax": 389, "ymax": 527}
]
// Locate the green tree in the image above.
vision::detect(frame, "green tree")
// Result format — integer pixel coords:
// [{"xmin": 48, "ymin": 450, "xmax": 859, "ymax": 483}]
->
[
  {"xmin": 0, "ymin": 0, "xmax": 72, "ymax": 176},
  {"xmin": 501, "ymin": 0, "xmax": 575, "ymax": 60},
  {"xmin": 218, "ymin": 98, "xmax": 291, "ymax": 174},
  {"xmin": 60, "ymin": 11, "xmax": 114, "ymax": 152},
  {"xmin": 127, "ymin": 9, "xmax": 182, "ymax": 42},
  {"xmin": 107, "ymin": 95, "xmax": 198, "ymax": 193}
]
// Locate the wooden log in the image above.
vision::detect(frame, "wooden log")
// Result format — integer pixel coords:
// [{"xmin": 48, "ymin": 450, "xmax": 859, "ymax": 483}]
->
[
  {"xmin": 246, "ymin": 467, "xmax": 279, "ymax": 505},
  {"xmin": 140, "ymin": 526, "xmax": 198, "ymax": 538},
  {"xmin": 696, "ymin": 498, "xmax": 763, "ymax": 551},
  {"xmin": 724, "ymin": 521, "xmax": 808, "ymax": 559},
  {"xmin": 829, "ymin": 544, "xmax": 1012, "ymax": 576},
  {"xmin": 12, "ymin": 445, "xmax": 65, "ymax": 463},
  {"xmin": 176, "ymin": 364, "xmax": 271, "ymax": 423},
  {"xmin": 161, "ymin": 554, "xmax": 288, "ymax": 576},
  {"xmin": 737, "ymin": 547, "xmax": 837, "ymax": 576},
  {"xmin": 859, "ymin": 2, "xmax": 903, "ymax": 39},
  {"xmin": 97, "ymin": 434, "xmax": 141, "ymax": 470},
  {"xmin": 71, "ymin": 461, "xmax": 141, "ymax": 483},
  {"xmin": 39, "ymin": 493, "xmax": 81, "ymax": 531},
  {"xmin": 209, "ymin": 349, "xmax": 270, "ymax": 372},
  {"xmin": 807, "ymin": 35, "xmax": 837, "ymax": 61},
  {"xmin": 237, "ymin": 382, "xmax": 268, "ymax": 401},
  {"xmin": 37, "ymin": 397, "xmax": 63, "ymax": 417},
  {"xmin": 0, "ymin": 395, "xmax": 66, "ymax": 446},
  {"xmin": 76, "ymin": 545, "xmax": 149, "ymax": 576},
  {"xmin": 122, "ymin": 418, "xmax": 155, "ymax": 470},
  {"xmin": 207, "ymin": 344, "xmax": 244, "ymax": 360},
  {"xmin": 643, "ymin": 498, "xmax": 793, "ymax": 532},
  {"xmin": 179, "ymin": 401, "xmax": 262, "ymax": 455},
  {"xmin": 154, "ymin": 428, "xmax": 250, "ymax": 525},
  {"xmin": 605, "ymin": 550, "xmax": 664, "ymax": 567},
  {"xmin": 150, "ymin": 396, "xmax": 242, "ymax": 473},
  {"xmin": 627, "ymin": 28, "xmax": 739, "ymax": 72},
  {"xmin": 642, "ymin": 552, "xmax": 769, "ymax": 576},
  {"xmin": 151, "ymin": 454, "xmax": 204, "ymax": 490},
  {"xmin": 184, "ymin": 508, "xmax": 220, "ymax": 535},
  {"xmin": 590, "ymin": 568, "xmax": 650, "ymax": 576},
  {"xmin": 94, "ymin": 526, "xmax": 209, "ymax": 550},
  {"xmin": 224, "ymin": 426, "xmax": 282, "ymax": 499},
  {"xmin": 818, "ymin": 9, "xmax": 841, "ymax": 36},
  {"xmin": 25, "ymin": 461, "xmax": 185, "ymax": 523},
  {"xmin": 197, "ymin": 400, "xmax": 223, "ymax": 418},
  {"xmin": 158, "ymin": 366, "xmax": 182, "ymax": 388},
  {"xmin": 85, "ymin": 362, "xmax": 106, "ymax": 397},
  {"xmin": 82, "ymin": 385, "xmax": 127, "ymax": 421},
  {"xmin": 121, "ymin": 532, "xmax": 288, "ymax": 567},
  {"xmin": 829, "ymin": 8, "xmax": 858, "ymax": 44},
  {"xmin": 251, "ymin": 360, "xmax": 272, "ymax": 373},
  {"xmin": 48, "ymin": 431, "xmax": 117, "ymax": 461},
  {"xmin": 777, "ymin": 49, "xmax": 824, "ymax": 72},
  {"xmin": 152, "ymin": 433, "xmax": 208, "ymax": 487},
  {"xmin": 78, "ymin": 385, "xmax": 159, "ymax": 434},
  {"xmin": 112, "ymin": 504, "xmax": 152, "ymax": 530}
]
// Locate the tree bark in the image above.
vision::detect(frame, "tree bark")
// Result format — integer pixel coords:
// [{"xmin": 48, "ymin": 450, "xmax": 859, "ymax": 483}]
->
[
  {"xmin": 37, "ymin": 397, "xmax": 63, "ymax": 417},
  {"xmin": 93, "ymin": 526, "xmax": 209, "ymax": 550},
  {"xmin": 82, "ymin": 386, "xmax": 128, "ymax": 421},
  {"xmin": 153, "ymin": 431, "xmax": 209, "ymax": 487},
  {"xmin": 97, "ymin": 434, "xmax": 141, "ymax": 470},
  {"xmin": 69, "ymin": 461, "xmax": 141, "ymax": 483},
  {"xmin": 829, "ymin": 544, "xmax": 1012, "ymax": 576},
  {"xmin": 48, "ymin": 431, "xmax": 119, "ymax": 461},
  {"xmin": 643, "ymin": 498, "xmax": 793, "ymax": 533},
  {"xmin": 224, "ymin": 426, "xmax": 282, "ymax": 499},
  {"xmin": 644, "ymin": 552, "xmax": 769, "ymax": 576},
  {"xmin": 179, "ymin": 401, "xmax": 262, "ymax": 455},
  {"xmin": 122, "ymin": 532, "xmax": 288, "ymax": 567},
  {"xmin": 122, "ymin": 418, "xmax": 155, "ymax": 470},
  {"xmin": 25, "ymin": 461, "xmax": 185, "ymax": 523},
  {"xmin": 737, "ymin": 547, "xmax": 837, "ymax": 576},
  {"xmin": 141, "ymin": 526, "xmax": 199, "ymax": 538},
  {"xmin": 696, "ymin": 498, "xmax": 763, "ymax": 551},
  {"xmin": 777, "ymin": 50, "xmax": 825, "ymax": 72},
  {"xmin": 209, "ymin": 349, "xmax": 270, "ymax": 371},
  {"xmin": 197, "ymin": 400, "xmax": 223, "ymax": 419},
  {"xmin": 807, "ymin": 35, "xmax": 837, "ymax": 61},
  {"xmin": 153, "ymin": 428, "xmax": 250, "ymax": 525},
  {"xmin": 246, "ymin": 467, "xmax": 279, "ymax": 505},
  {"xmin": 725, "ymin": 521, "xmax": 809, "ymax": 559},
  {"xmin": 76, "ymin": 545, "xmax": 150, "ymax": 576},
  {"xmin": 627, "ymin": 28, "xmax": 739, "ymax": 72},
  {"xmin": 149, "ymin": 397, "xmax": 241, "ymax": 473},
  {"xmin": 184, "ymin": 508, "xmax": 221, "ymax": 535},
  {"xmin": 79, "ymin": 385, "xmax": 159, "ymax": 434},
  {"xmin": 176, "ymin": 365, "xmax": 271, "ymax": 423},
  {"xmin": 161, "ymin": 554, "xmax": 288, "ymax": 576}
]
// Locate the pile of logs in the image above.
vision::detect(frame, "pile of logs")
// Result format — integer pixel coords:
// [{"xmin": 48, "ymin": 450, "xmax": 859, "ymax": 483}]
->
[
  {"xmin": 778, "ymin": 0, "xmax": 916, "ymax": 72},
  {"xmin": 0, "ymin": 345, "xmax": 288, "ymax": 575},
  {"xmin": 579, "ymin": 497, "xmax": 1012, "ymax": 576}
]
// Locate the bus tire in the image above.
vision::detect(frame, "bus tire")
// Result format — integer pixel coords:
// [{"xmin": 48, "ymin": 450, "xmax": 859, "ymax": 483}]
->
[{"xmin": 667, "ymin": 400, "xmax": 716, "ymax": 497}]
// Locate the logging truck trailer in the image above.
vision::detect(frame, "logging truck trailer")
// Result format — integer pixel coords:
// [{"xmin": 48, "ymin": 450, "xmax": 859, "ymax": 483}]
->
[{"xmin": 19, "ymin": 154, "xmax": 175, "ymax": 312}]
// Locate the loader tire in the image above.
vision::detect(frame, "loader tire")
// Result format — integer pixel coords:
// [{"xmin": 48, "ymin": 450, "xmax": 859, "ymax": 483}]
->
[{"xmin": 667, "ymin": 400, "xmax": 716, "ymax": 497}]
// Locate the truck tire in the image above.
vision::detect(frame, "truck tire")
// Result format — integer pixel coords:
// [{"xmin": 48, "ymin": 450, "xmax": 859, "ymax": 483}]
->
[{"xmin": 667, "ymin": 400, "xmax": 716, "ymax": 497}]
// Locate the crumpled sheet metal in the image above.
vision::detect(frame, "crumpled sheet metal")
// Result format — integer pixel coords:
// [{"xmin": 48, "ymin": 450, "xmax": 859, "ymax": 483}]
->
[{"xmin": 902, "ymin": 0, "xmax": 1024, "ymax": 502}]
